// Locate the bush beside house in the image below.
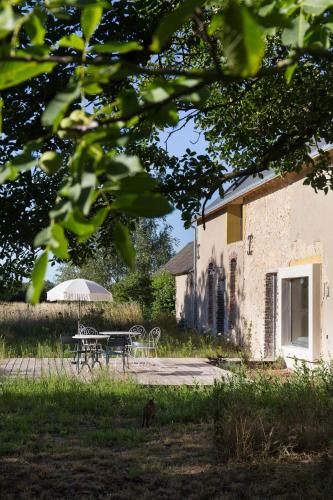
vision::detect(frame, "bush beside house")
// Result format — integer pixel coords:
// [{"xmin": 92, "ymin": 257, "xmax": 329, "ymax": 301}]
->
[{"xmin": 151, "ymin": 271, "xmax": 175, "ymax": 319}]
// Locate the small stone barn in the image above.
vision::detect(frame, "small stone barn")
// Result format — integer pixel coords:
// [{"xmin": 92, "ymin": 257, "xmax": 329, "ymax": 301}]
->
[{"xmin": 163, "ymin": 242, "xmax": 194, "ymax": 328}]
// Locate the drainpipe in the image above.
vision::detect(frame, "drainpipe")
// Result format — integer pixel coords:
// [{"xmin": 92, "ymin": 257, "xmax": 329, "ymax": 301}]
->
[{"xmin": 191, "ymin": 223, "xmax": 197, "ymax": 330}]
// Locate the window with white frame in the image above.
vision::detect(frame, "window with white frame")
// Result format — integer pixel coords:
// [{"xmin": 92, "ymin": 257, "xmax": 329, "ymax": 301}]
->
[
  {"xmin": 281, "ymin": 277, "xmax": 309, "ymax": 348},
  {"xmin": 278, "ymin": 263, "xmax": 321, "ymax": 364}
]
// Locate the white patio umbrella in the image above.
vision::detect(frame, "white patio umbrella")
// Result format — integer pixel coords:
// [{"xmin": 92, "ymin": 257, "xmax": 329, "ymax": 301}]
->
[{"xmin": 47, "ymin": 278, "xmax": 112, "ymax": 328}]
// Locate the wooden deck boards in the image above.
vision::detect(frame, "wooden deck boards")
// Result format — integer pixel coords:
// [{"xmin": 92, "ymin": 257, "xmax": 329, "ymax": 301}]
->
[{"xmin": 0, "ymin": 357, "xmax": 230, "ymax": 385}]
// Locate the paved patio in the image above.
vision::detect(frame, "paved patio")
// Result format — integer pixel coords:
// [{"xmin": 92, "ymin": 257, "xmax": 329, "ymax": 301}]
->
[{"xmin": 0, "ymin": 357, "xmax": 231, "ymax": 385}]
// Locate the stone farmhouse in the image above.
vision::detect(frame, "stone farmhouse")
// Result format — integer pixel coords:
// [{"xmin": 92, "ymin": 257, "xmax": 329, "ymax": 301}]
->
[{"xmin": 164, "ymin": 147, "xmax": 333, "ymax": 368}]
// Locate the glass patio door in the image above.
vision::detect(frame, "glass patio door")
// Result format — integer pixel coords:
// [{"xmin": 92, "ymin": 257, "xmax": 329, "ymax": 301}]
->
[{"xmin": 289, "ymin": 277, "xmax": 309, "ymax": 347}]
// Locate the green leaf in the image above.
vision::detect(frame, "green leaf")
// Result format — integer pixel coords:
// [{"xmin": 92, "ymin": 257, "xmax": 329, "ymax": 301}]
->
[
  {"xmin": 10, "ymin": 150, "xmax": 37, "ymax": 170},
  {"xmin": 3, "ymin": 146, "xmax": 38, "ymax": 182},
  {"xmin": 143, "ymin": 85, "xmax": 170, "ymax": 104},
  {"xmin": 303, "ymin": 1, "xmax": 333, "ymax": 15},
  {"xmin": 81, "ymin": 4, "xmax": 103, "ymax": 41},
  {"xmin": 113, "ymin": 221, "xmax": 135, "ymax": 269},
  {"xmin": 46, "ymin": 0, "xmax": 106, "ymax": 9},
  {"xmin": 112, "ymin": 192, "xmax": 172, "ymax": 217},
  {"xmin": 282, "ymin": 12, "xmax": 310, "ymax": 47},
  {"xmin": 0, "ymin": 96, "xmax": 3, "ymax": 134},
  {"xmin": 42, "ymin": 82, "xmax": 81, "ymax": 130},
  {"xmin": 107, "ymin": 172, "xmax": 157, "ymax": 193},
  {"xmin": 0, "ymin": 61, "xmax": 56, "ymax": 90},
  {"xmin": 223, "ymin": 1, "xmax": 265, "ymax": 77},
  {"xmin": 62, "ymin": 211, "xmax": 94, "ymax": 237},
  {"xmin": 0, "ymin": 165, "xmax": 17, "ymax": 184},
  {"xmin": 0, "ymin": 3, "xmax": 15, "ymax": 40},
  {"xmin": 93, "ymin": 41, "xmax": 142, "ymax": 53},
  {"xmin": 151, "ymin": 103, "xmax": 179, "ymax": 127},
  {"xmin": 39, "ymin": 151, "xmax": 62, "ymax": 175},
  {"xmin": 106, "ymin": 155, "xmax": 143, "ymax": 179},
  {"xmin": 116, "ymin": 89, "xmax": 139, "ymax": 116},
  {"xmin": 34, "ymin": 224, "xmax": 69, "ymax": 259},
  {"xmin": 62, "ymin": 207, "xmax": 108, "ymax": 241},
  {"xmin": 82, "ymin": 124, "xmax": 123, "ymax": 145},
  {"xmin": 83, "ymin": 82, "xmax": 103, "ymax": 94},
  {"xmin": 26, "ymin": 250, "xmax": 49, "ymax": 305},
  {"xmin": 25, "ymin": 9, "xmax": 46, "ymax": 45},
  {"xmin": 285, "ymin": 63, "xmax": 298, "ymax": 84},
  {"xmin": 51, "ymin": 224, "xmax": 69, "ymax": 259},
  {"xmin": 59, "ymin": 34, "xmax": 85, "ymax": 51},
  {"xmin": 208, "ymin": 14, "xmax": 223, "ymax": 36},
  {"xmin": 150, "ymin": 0, "xmax": 204, "ymax": 52}
]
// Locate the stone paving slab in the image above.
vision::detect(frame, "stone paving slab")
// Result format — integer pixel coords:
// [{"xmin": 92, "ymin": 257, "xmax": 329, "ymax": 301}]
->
[{"xmin": 0, "ymin": 357, "xmax": 230, "ymax": 385}]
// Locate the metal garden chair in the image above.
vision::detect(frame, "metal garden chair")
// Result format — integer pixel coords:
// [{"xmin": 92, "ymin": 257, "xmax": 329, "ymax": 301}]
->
[
  {"xmin": 129, "ymin": 325, "xmax": 146, "ymax": 335},
  {"xmin": 77, "ymin": 324, "xmax": 101, "ymax": 370},
  {"xmin": 146, "ymin": 327, "xmax": 161, "ymax": 358},
  {"xmin": 60, "ymin": 335, "xmax": 78, "ymax": 364},
  {"xmin": 128, "ymin": 327, "xmax": 161, "ymax": 363},
  {"xmin": 98, "ymin": 335, "xmax": 127, "ymax": 372}
]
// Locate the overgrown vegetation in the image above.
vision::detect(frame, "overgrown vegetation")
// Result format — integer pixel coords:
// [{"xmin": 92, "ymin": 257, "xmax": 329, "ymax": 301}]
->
[
  {"xmin": 0, "ymin": 301, "xmax": 239, "ymax": 358},
  {"xmin": 214, "ymin": 362, "xmax": 333, "ymax": 461},
  {"xmin": 151, "ymin": 271, "xmax": 175, "ymax": 319},
  {"xmin": 0, "ymin": 301, "xmax": 142, "ymax": 358}
]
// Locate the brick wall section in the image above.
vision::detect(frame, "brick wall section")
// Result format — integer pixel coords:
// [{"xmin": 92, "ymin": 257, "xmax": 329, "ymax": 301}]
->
[
  {"xmin": 207, "ymin": 263, "xmax": 214, "ymax": 327},
  {"xmin": 229, "ymin": 258, "xmax": 237, "ymax": 329},
  {"xmin": 216, "ymin": 278, "xmax": 225, "ymax": 333},
  {"xmin": 264, "ymin": 272, "xmax": 277, "ymax": 358}
]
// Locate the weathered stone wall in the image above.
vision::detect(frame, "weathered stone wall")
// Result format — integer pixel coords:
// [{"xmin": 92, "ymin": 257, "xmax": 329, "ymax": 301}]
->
[
  {"xmin": 241, "ymin": 178, "xmax": 293, "ymax": 357},
  {"xmin": 196, "ymin": 212, "xmax": 244, "ymax": 336},
  {"xmin": 193, "ymin": 157, "xmax": 333, "ymax": 362},
  {"xmin": 175, "ymin": 273, "xmax": 194, "ymax": 327},
  {"xmin": 196, "ymin": 213, "xmax": 228, "ymax": 331},
  {"xmin": 242, "ymin": 173, "xmax": 333, "ymax": 360},
  {"xmin": 194, "ymin": 168, "xmax": 333, "ymax": 362},
  {"xmin": 290, "ymin": 179, "xmax": 333, "ymax": 360}
]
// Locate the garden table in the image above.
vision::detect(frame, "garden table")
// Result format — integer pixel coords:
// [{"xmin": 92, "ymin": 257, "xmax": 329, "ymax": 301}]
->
[
  {"xmin": 72, "ymin": 332, "xmax": 141, "ymax": 372},
  {"xmin": 72, "ymin": 334, "xmax": 109, "ymax": 372}
]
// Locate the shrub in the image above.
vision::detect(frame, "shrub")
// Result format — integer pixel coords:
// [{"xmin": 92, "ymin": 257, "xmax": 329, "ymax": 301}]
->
[
  {"xmin": 111, "ymin": 272, "xmax": 152, "ymax": 312},
  {"xmin": 150, "ymin": 270, "xmax": 175, "ymax": 319},
  {"xmin": 213, "ymin": 361, "xmax": 333, "ymax": 461}
]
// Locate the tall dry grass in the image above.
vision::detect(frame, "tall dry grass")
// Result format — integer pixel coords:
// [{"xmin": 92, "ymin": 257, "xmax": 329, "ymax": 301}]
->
[
  {"xmin": 213, "ymin": 361, "xmax": 333, "ymax": 460},
  {"xmin": 0, "ymin": 302, "xmax": 241, "ymax": 358},
  {"xmin": 0, "ymin": 301, "xmax": 143, "ymax": 357}
]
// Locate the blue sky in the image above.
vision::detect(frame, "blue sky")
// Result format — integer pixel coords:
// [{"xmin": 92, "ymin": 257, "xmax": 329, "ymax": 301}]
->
[{"xmin": 161, "ymin": 121, "xmax": 207, "ymax": 251}]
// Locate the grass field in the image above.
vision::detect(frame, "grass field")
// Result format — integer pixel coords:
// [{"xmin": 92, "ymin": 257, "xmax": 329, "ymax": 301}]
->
[
  {"xmin": 0, "ymin": 365, "xmax": 332, "ymax": 499},
  {"xmin": 0, "ymin": 301, "xmax": 241, "ymax": 359}
]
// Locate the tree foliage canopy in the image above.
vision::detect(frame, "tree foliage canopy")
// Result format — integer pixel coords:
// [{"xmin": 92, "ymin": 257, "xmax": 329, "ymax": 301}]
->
[
  {"xmin": 0, "ymin": 0, "xmax": 332, "ymax": 301},
  {"xmin": 56, "ymin": 218, "xmax": 176, "ymax": 288}
]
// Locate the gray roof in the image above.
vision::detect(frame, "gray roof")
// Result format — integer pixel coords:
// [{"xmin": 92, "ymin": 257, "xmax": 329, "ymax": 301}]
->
[
  {"xmin": 205, "ymin": 144, "xmax": 333, "ymax": 217},
  {"xmin": 162, "ymin": 242, "xmax": 194, "ymax": 276},
  {"xmin": 206, "ymin": 170, "xmax": 276, "ymax": 214}
]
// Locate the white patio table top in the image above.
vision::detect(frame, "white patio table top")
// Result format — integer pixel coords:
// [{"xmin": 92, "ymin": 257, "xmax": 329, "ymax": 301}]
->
[
  {"xmin": 73, "ymin": 334, "xmax": 111, "ymax": 340},
  {"xmin": 73, "ymin": 332, "xmax": 141, "ymax": 340},
  {"xmin": 99, "ymin": 331, "xmax": 141, "ymax": 336}
]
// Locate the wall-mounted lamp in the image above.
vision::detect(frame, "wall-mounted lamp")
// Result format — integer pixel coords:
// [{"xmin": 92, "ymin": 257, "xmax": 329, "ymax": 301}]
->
[{"xmin": 247, "ymin": 234, "xmax": 254, "ymax": 255}]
